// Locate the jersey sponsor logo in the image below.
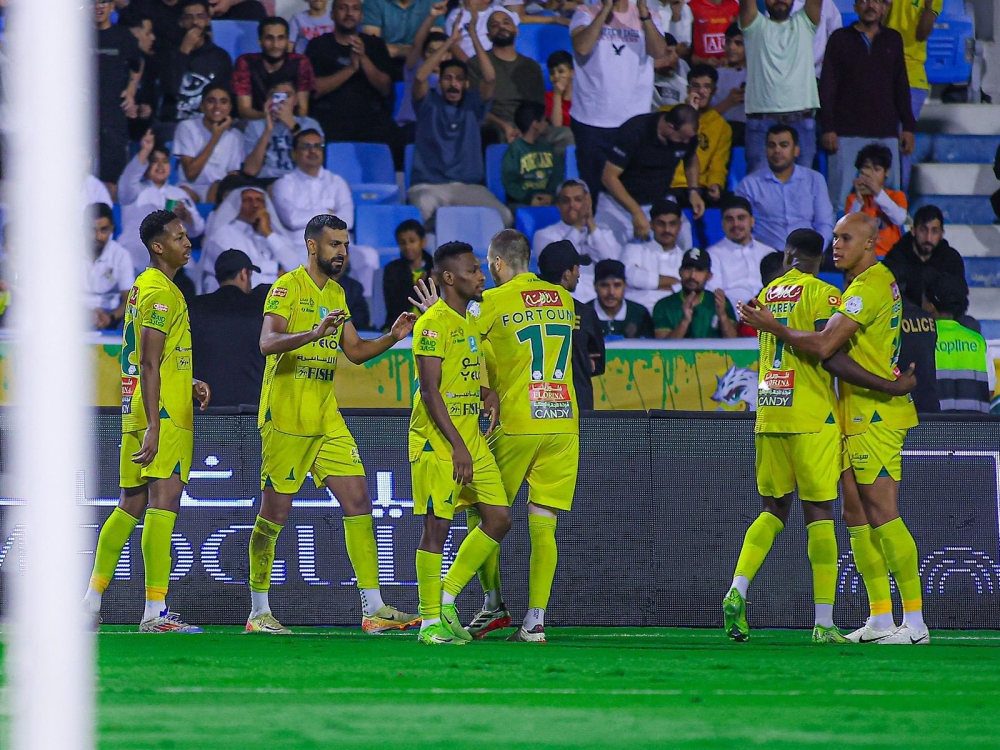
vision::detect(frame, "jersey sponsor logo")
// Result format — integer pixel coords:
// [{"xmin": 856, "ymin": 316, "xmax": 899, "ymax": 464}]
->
[
  {"xmin": 764, "ymin": 284, "xmax": 803, "ymax": 303},
  {"xmin": 417, "ymin": 338, "xmax": 438, "ymax": 353},
  {"xmin": 448, "ymin": 401, "xmax": 482, "ymax": 417},
  {"xmin": 271, "ymin": 287, "xmax": 288, "ymax": 298},
  {"xmin": 121, "ymin": 376, "xmax": 138, "ymax": 397},
  {"xmin": 421, "ymin": 329, "xmax": 439, "ymax": 338},
  {"xmin": 265, "ymin": 298, "xmax": 281, "ymax": 312},
  {"xmin": 295, "ymin": 365, "xmax": 336, "ymax": 381},
  {"xmin": 528, "ymin": 381, "xmax": 573, "ymax": 419},
  {"xmin": 521, "ymin": 290, "xmax": 563, "ymax": 308},
  {"xmin": 828, "ymin": 295, "xmax": 841, "ymax": 307},
  {"xmin": 150, "ymin": 311, "xmax": 167, "ymax": 328},
  {"xmin": 177, "ymin": 355, "xmax": 191, "ymax": 370},
  {"xmin": 153, "ymin": 303, "xmax": 169, "ymax": 312},
  {"xmin": 757, "ymin": 369, "xmax": 794, "ymax": 408},
  {"xmin": 844, "ymin": 296, "xmax": 863, "ymax": 314},
  {"xmin": 890, "ymin": 281, "xmax": 900, "ymax": 301},
  {"xmin": 128, "ymin": 285, "xmax": 139, "ymax": 305},
  {"xmin": 701, "ymin": 33, "xmax": 725, "ymax": 55}
]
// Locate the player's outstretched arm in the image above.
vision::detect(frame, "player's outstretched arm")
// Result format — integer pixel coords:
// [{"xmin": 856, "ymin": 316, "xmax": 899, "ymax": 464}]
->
[
  {"xmin": 339, "ymin": 314, "xmax": 417, "ymax": 365},
  {"xmin": 133, "ymin": 327, "xmax": 166, "ymax": 467},
  {"xmin": 259, "ymin": 310, "xmax": 346, "ymax": 356},
  {"xmin": 417, "ymin": 355, "xmax": 473, "ymax": 485},
  {"xmin": 823, "ymin": 353, "xmax": 916, "ymax": 397},
  {"xmin": 738, "ymin": 301, "xmax": 859, "ymax": 361}
]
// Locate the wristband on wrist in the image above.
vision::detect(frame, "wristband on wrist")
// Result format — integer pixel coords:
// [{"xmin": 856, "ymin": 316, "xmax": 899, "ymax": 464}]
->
[{"xmin": 639, "ymin": 14, "xmax": 651, "ymax": 20}]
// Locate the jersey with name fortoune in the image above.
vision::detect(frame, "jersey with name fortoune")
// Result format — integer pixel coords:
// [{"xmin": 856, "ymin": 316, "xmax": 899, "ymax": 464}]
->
[
  {"xmin": 259, "ymin": 266, "xmax": 350, "ymax": 436},
  {"xmin": 837, "ymin": 262, "xmax": 918, "ymax": 435},
  {"xmin": 755, "ymin": 268, "xmax": 841, "ymax": 434},
  {"xmin": 409, "ymin": 299, "xmax": 486, "ymax": 461},
  {"xmin": 473, "ymin": 273, "xmax": 579, "ymax": 435},
  {"xmin": 121, "ymin": 268, "xmax": 193, "ymax": 433}
]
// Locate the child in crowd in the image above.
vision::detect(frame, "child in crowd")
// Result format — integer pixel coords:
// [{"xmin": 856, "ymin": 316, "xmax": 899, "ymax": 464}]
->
[
  {"xmin": 546, "ymin": 50, "xmax": 573, "ymax": 128},
  {"xmin": 845, "ymin": 142, "xmax": 907, "ymax": 258},
  {"xmin": 288, "ymin": 0, "xmax": 335, "ymax": 54},
  {"xmin": 501, "ymin": 102, "xmax": 564, "ymax": 208},
  {"xmin": 382, "ymin": 219, "xmax": 433, "ymax": 329}
]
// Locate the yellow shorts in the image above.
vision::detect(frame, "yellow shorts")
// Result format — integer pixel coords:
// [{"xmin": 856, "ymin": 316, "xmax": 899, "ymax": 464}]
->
[
  {"xmin": 845, "ymin": 422, "xmax": 907, "ymax": 485},
  {"xmin": 120, "ymin": 419, "xmax": 193, "ymax": 489},
  {"xmin": 488, "ymin": 428, "xmax": 579, "ymax": 512},
  {"xmin": 754, "ymin": 422, "xmax": 842, "ymax": 502},
  {"xmin": 260, "ymin": 420, "xmax": 365, "ymax": 494},
  {"xmin": 411, "ymin": 446, "xmax": 507, "ymax": 522}
]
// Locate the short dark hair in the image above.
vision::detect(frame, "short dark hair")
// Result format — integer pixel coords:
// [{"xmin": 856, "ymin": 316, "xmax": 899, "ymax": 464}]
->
[
  {"xmin": 785, "ymin": 228, "xmax": 824, "ymax": 258},
  {"xmin": 663, "ymin": 32, "xmax": 678, "ymax": 46},
  {"xmin": 201, "ymin": 82, "xmax": 232, "ymax": 102},
  {"xmin": 440, "ymin": 59, "xmax": 468, "ymax": 78},
  {"xmin": 663, "ymin": 103, "xmax": 699, "ymax": 132},
  {"xmin": 434, "ymin": 241, "xmax": 475, "ymax": 268},
  {"xmin": 292, "ymin": 128, "xmax": 324, "ymax": 151},
  {"xmin": 91, "ymin": 203, "xmax": 115, "ymax": 225},
  {"xmin": 650, "ymin": 199, "xmax": 682, "ymax": 220},
  {"xmin": 855, "ymin": 142, "xmax": 893, "ymax": 172},
  {"xmin": 687, "ymin": 63, "xmax": 718, "ymax": 85},
  {"xmin": 180, "ymin": 0, "xmax": 210, "ymax": 13},
  {"xmin": 720, "ymin": 195, "xmax": 753, "ymax": 217},
  {"xmin": 724, "ymin": 22, "xmax": 742, "ymax": 40},
  {"xmin": 913, "ymin": 204, "xmax": 945, "ymax": 228},
  {"xmin": 766, "ymin": 123, "xmax": 798, "ymax": 146},
  {"xmin": 258, "ymin": 16, "xmax": 289, "ymax": 37},
  {"xmin": 514, "ymin": 101, "xmax": 546, "ymax": 134},
  {"xmin": 547, "ymin": 50, "xmax": 572, "ymax": 70},
  {"xmin": 304, "ymin": 214, "xmax": 348, "ymax": 246},
  {"xmin": 924, "ymin": 272, "xmax": 969, "ymax": 317},
  {"xmin": 150, "ymin": 143, "xmax": 171, "ymax": 161},
  {"xmin": 266, "ymin": 79, "xmax": 296, "ymax": 97},
  {"xmin": 423, "ymin": 30, "xmax": 448, "ymax": 55},
  {"xmin": 759, "ymin": 252, "xmax": 785, "ymax": 285},
  {"xmin": 395, "ymin": 219, "xmax": 426, "ymax": 240},
  {"xmin": 117, "ymin": 7, "xmax": 151, "ymax": 30},
  {"xmin": 139, "ymin": 210, "xmax": 178, "ymax": 251},
  {"xmin": 489, "ymin": 229, "xmax": 530, "ymax": 271}
]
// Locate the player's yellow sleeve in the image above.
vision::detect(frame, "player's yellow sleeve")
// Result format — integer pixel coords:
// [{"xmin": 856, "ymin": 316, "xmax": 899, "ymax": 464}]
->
[
  {"xmin": 838, "ymin": 278, "xmax": 877, "ymax": 328},
  {"xmin": 413, "ymin": 316, "xmax": 447, "ymax": 359},
  {"xmin": 138, "ymin": 287, "xmax": 177, "ymax": 335},
  {"xmin": 264, "ymin": 280, "xmax": 294, "ymax": 319}
]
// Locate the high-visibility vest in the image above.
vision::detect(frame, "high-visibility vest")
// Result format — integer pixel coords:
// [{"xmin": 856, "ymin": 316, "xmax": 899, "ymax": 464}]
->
[{"xmin": 934, "ymin": 319, "xmax": 991, "ymax": 413}]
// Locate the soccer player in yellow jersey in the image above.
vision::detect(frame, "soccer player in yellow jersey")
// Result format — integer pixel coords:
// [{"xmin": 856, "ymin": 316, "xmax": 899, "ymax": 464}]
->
[
  {"xmin": 725, "ymin": 229, "xmax": 914, "ymax": 643},
  {"xmin": 248, "ymin": 214, "xmax": 420, "ymax": 634},
  {"xmin": 741, "ymin": 213, "xmax": 928, "ymax": 645},
  {"xmin": 83, "ymin": 210, "xmax": 212, "ymax": 633},
  {"xmin": 410, "ymin": 242, "xmax": 511, "ymax": 646}
]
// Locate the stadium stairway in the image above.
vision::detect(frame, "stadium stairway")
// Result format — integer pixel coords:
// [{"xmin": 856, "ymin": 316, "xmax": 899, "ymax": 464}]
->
[{"xmin": 908, "ymin": 102, "xmax": 1000, "ymax": 339}]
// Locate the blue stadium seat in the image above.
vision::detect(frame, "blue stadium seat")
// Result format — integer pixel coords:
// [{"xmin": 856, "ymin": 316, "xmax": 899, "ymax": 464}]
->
[
  {"xmin": 485, "ymin": 144, "xmax": 508, "ymax": 204},
  {"xmin": 815, "ymin": 150, "xmax": 828, "ymax": 181},
  {"xmin": 514, "ymin": 206, "xmax": 561, "ymax": 245},
  {"xmin": 726, "ymin": 147, "xmax": 746, "ymax": 192},
  {"xmin": 910, "ymin": 195, "xmax": 997, "ymax": 225},
  {"xmin": 818, "ymin": 272, "xmax": 844, "ymax": 291},
  {"xmin": 926, "ymin": 14, "xmax": 973, "ymax": 85},
  {"xmin": 210, "ymin": 20, "xmax": 260, "ymax": 59},
  {"xmin": 196, "ymin": 203, "xmax": 214, "ymax": 221},
  {"xmin": 832, "ymin": 0, "xmax": 854, "ymax": 13},
  {"xmin": 690, "ymin": 208, "xmax": 723, "ymax": 249},
  {"xmin": 963, "ymin": 257, "xmax": 1000, "ymax": 288},
  {"xmin": 841, "ymin": 11, "xmax": 858, "ymax": 26},
  {"xmin": 932, "ymin": 135, "xmax": 998, "ymax": 164},
  {"xmin": 514, "ymin": 25, "xmax": 571, "ymax": 88},
  {"xmin": 435, "ymin": 206, "xmax": 505, "ymax": 257},
  {"xmin": 564, "ymin": 145, "xmax": 579, "ymax": 180},
  {"xmin": 404, "ymin": 144, "xmax": 414, "ymax": 191},
  {"xmin": 980, "ymin": 320, "xmax": 1000, "ymax": 340},
  {"xmin": 912, "ymin": 133, "xmax": 934, "ymax": 164},
  {"xmin": 112, "ymin": 203, "xmax": 122, "ymax": 238},
  {"xmin": 325, "ymin": 142, "xmax": 399, "ymax": 204},
  {"xmin": 355, "ymin": 204, "xmax": 422, "ymax": 263}
]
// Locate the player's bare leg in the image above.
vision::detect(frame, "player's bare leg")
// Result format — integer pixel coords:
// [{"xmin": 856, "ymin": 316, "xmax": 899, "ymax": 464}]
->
[
  {"xmin": 842, "ymin": 469, "xmax": 897, "ymax": 642},
  {"xmin": 856, "ymin": 476, "xmax": 927, "ymax": 644},
  {"xmin": 508, "ymin": 502, "xmax": 560, "ymax": 643}
]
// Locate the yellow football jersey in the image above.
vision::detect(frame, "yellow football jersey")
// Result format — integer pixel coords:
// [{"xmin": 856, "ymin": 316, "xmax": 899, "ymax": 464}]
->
[
  {"xmin": 473, "ymin": 273, "xmax": 578, "ymax": 436},
  {"xmin": 755, "ymin": 268, "xmax": 841, "ymax": 434},
  {"xmin": 886, "ymin": 0, "xmax": 942, "ymax": 91},
  {"xmin": 837, "ymin": 262, "xmax": 918, "ymax": 435},
  {"xmin": 259, "ymin": 266, "xmax": 350, "ymax": 436},
  {"xmin": 409, "ymin": 299, "xmax": 485, "ymax": 461},
  {"xmin": 121, "ymin": 268, "xmax": 193, "ymax": 432}
]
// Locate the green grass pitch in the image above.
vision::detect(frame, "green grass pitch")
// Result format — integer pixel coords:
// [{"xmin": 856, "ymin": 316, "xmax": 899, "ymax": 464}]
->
[{"xmin": 4, "ymin": 627, "xmax": 1000, "ymax": 748}]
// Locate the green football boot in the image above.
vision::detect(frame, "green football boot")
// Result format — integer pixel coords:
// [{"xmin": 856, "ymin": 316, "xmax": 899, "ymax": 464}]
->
[
  {"xmin": 723, "ymin": 588, "xmax": 749, "ymax": 642},
  {"xmin": 417, "ymin": 621, "xmax": 468, "ymax": 645},
  {"xmin": 441, "ymin": 603, "xmax": 473, "ymax": 642},
  {"xmin": 812, "ymin": 625, "xmax": 849, "ymax": 644}
]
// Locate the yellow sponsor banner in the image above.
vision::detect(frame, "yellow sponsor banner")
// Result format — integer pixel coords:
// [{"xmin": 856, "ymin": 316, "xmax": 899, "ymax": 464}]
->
[{"xmin": 9, "ymin": 337, "xmax": 1000, "ymax": 413}]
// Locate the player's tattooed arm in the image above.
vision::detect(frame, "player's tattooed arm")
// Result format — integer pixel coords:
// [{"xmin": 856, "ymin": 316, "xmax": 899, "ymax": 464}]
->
[
  {"xmin": 339, "ymin": 314, "xmax": 417, "ymax": 364},
  {"xmin": 417, "ymin": 355, "xmax": 474, "ymax": 484},
  {"xmin": 823, "ymin": 352, "xmax": 916, "ymax": 397},
  {"xmin": 133, "ymin": 326, "xmax": 166, "ymax": 467}
]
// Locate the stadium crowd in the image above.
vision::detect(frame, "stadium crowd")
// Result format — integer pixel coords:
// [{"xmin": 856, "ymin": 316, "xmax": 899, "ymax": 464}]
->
[{"xmin": 47, "ymin": 0, "xmax": 989, "ymax": 414}]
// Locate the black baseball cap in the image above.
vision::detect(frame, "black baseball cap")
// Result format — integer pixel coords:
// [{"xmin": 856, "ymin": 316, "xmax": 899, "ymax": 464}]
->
[
  {"xmin": 215, "ymin": 248, "xmax": 261, "ymax": 281},
  {"xmin": 680, "ymin": 247, "xmax": 711, "ymax": 271},
  {"xmin": 594, "ymin": 259, "xmax": 626, "ymax": 283},
  {"xmin": 538, "ymin": 240, "xmax": 592, "ymax": 282}
]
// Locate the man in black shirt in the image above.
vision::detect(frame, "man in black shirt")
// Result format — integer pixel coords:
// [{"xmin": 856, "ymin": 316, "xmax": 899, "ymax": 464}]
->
[
  {"xmin": 158, "ymin": 0, "xmax": 233, "ymax": 135},
  {"xmin": 95, "ymin": 0, "xmax": 144, "ymax": 187},
  {"xmin": 537, "ymin": 240, "xmax": 606, "ymax": 411},
  {"xmin": 596, "ymin": 104, "xmax": 705, "ymax": 246},
  {"xmin": 883, "ymin": 204, "xmax": 966, "ymax": 308},
  {"xmin": 209, "ymin": 0, "xmax": 268, "ymax": 21},
  {"xmin": 899, "ymin": 293, "xmax": 940, "ymax": 414},
  {"xmin": 132, "ymin": 0, "xmax": 185, "ymax": 51},
  {"xmin": 306, "ymin": 0, "xmax": 404, "ymax": 166},
  {"xmin": 189, "ymin": 249, "xmax": 268, "ymax": 408}
]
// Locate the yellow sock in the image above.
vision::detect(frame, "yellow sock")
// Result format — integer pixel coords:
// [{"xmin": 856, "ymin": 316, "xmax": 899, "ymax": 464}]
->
[
  {"xmin": 343, "ymin": 514, "xmax": 380, "ymax": 590},
  {"xmin": 89, "ymin": 507, "xmax": 139, "ymax": 593},
  {"xmin": 466, "ymin": 507, "xmax": 502, "ymax": 594},
  {"xmin": 527, "ymin": 514, "xmax": 558, "ymax": 611},
  {"xmin": 141, "ymin": 508, "xmax": 177, "ymax": 602},
  {"xmin": 416, "ymin": 550, "xmax": 443, "ymax": 621},
  {"xmin": 249, "ymin": 515, "xmax": 283, "ymax": 593},
  {"xmin": 848, "ymin": 524, "xmax": 893, "ymax": 616},
  {"xmin": 734, "ymin": 512, "xmax": 783, "ymax": 582},
  {"xmin": 442, "ymin": 526, "xmax": 500, "ymax": 597},
  {"xmin": 806, "ymin": 520, "xmax": 838, "ymax": 606},
  {"xmin": 873, "ymin": 518, "xmax": 922, "ymax": 613}
]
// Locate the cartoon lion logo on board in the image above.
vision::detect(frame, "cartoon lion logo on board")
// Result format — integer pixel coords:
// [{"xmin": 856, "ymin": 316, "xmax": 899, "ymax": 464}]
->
[{"xmin": 711, "ymin": 366, "xmax": 758, "ymax": 411}]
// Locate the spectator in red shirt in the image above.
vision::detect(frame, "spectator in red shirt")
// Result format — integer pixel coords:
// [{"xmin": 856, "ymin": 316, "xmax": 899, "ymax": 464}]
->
[
  {"xmin": 232, "ymin": 17, "xmax": 316, "ymax": 120},
  {"xmin": 689, "ymin": 0, "xmax": 739, "ymax": 66},
  {"xmin": 545, "ymin": 50, "xmax": 573, "ymax": 128}
]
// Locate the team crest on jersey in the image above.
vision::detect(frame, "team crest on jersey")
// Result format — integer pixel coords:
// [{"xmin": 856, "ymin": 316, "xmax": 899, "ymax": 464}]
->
[
  {"xmin": 320, "ymin": 306, "xmax": 329, "ymax": 318},
  {"xmin": 844, "ymin": 296, "xmax": 863, "ymax": 314},
  {"xmin": 890, "ymin": 282, "xmax": 900, "ymax": 301},
  {"xmin": 521, "ymin": 290, "xmax": 562, "ymax": 308},
  {"xmin": 128, "ymin": 286, "xmax": 139, "ymax": 305},
  {"xmin": 468, "ymin": 336, "xmax": 478, "ymax": 353},
  {"xmin": 764, "ymin": 284, "xmax": 803, "ymax": 303}
]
